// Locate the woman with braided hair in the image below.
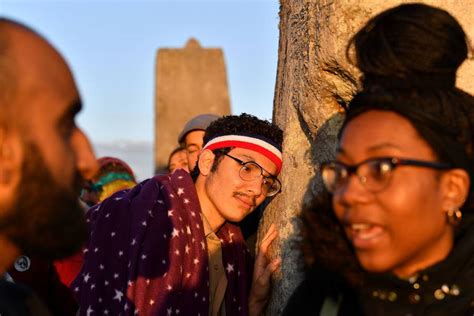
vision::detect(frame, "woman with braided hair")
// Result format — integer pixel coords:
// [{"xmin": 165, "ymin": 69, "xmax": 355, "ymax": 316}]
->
[{"xmin": 284, "ymin": 3, "xmax": 474, "ymax": 315}]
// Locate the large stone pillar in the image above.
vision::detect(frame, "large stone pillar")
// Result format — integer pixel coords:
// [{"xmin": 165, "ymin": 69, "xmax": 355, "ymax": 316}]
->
[
  {"xmin": 154, "ymin": 38, "xmax": 231, "ymax": 173},
  {"xmin": 263, "ymin": 1, "xmax": 474, "ymax": 314}
]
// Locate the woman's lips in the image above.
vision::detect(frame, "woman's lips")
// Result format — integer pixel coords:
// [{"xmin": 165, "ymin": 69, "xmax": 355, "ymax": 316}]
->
[{"xmin": 345, "ymin": 223, "xmax": 384, "ymax": 249}]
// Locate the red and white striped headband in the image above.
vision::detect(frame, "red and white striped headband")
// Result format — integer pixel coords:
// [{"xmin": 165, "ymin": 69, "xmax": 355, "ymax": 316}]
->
[{"xmin": 202, "ymin": 135, "xmax": 283, "ymax": 174}]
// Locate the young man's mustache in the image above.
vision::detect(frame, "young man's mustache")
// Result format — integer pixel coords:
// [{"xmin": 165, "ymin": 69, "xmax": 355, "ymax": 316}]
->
[{"xmin": 233, "ymin": 192, "xmax": 257, "ymax": 206}]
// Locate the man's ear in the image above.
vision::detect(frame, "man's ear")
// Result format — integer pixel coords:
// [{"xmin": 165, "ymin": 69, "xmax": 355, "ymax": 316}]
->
[
  {"xmin": 440, "ymin": 168, "xmax": 470, "ymax": 211},
  {"xmin": 0, "ymin": 126, "xmax": 23, "ymax": 188},
  {"xmin": 197, "ymin": 149, "xmax": 215, "ymax": 177}
]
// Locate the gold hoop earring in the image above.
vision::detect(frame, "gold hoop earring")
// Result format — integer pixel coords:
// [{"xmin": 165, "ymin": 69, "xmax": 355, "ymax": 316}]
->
[{"xmin": 446, "ymin": 208, "xmax": 462, "ymax": 225}]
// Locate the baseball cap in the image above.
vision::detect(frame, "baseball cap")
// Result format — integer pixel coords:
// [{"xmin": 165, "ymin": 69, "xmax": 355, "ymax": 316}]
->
[{"xmin": 177, "ymin": 114, "xmax": 220, "ymax": 144}]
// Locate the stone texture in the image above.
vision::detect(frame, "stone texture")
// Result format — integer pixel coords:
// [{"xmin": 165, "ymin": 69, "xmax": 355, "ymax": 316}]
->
[
  {"xmin": 154, "ymin": 38, "xmax": 231, "ymax": 172},
  {"xmin": 263, "ymin": 1, "xmax": 474, "ymax": 314}
]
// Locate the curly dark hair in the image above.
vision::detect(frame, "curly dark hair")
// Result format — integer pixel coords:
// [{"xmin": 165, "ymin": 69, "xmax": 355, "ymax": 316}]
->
[
  {"xmin": 302, "ymin": 3, "xmax": 474, "ymax": 287},
  {"xmin": 301, "ymin": 190, "xmax": 363, "ymax": 287},
  {"xmin": 190, "ymin": 113, "xmax": 283, "ymax": 181}
]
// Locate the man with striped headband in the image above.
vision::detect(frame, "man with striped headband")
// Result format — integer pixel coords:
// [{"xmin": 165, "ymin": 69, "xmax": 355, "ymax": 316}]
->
[{"xmin": 73, "ymin": 113, "xmax": 283, "ymax": 316}]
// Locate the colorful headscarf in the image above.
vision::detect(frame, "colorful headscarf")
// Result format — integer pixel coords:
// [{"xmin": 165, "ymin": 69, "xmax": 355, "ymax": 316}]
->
[{"xmin": 81, "ymin": 157, "xmax": 137, "ymax": 205}]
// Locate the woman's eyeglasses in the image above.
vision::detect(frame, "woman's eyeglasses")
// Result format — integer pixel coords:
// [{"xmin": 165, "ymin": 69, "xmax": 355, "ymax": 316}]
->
[
  {"xmin": 224, "ymin": 153, "xmax": 282, "ymax": 197},
  {"xmin": 321, "ymin": 157, "xmax": 451, "ymax": 193}
]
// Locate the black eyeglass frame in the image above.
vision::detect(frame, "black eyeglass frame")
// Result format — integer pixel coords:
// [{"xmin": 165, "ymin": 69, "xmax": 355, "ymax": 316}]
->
[
  {"xmin": 321, "ymin": 157, "xmax": 452, "ymax": 193},
  {"xmin": 223, "ymin": 153, "xmax": 282, "ymax": 197}
]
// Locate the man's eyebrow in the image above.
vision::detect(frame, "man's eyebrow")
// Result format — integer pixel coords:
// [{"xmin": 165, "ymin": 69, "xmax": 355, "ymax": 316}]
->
[
  {"xmin": 186, "ymin": 143, "xmax": 200, "ymax": 148},
  {"xmin": 241, "ymin": 154, "xmax": 276, "ymax": 178},
  {"xmin": 241, "ymin": 154, "xmax": 256, "ymax": 161},
  {"xmin": 56, "ymin": 99, "xmax": 82, "ymax": 127},
  {"xmin": 61, "ymin": 98, "xmax": 82, "ymax": 120},
  {"xmin": 366, "ymin": 143, "xmax": 401, "ymax": 152},
  {"xmin": 70, "ymin": 99, "xmax": 82, "ymax": 115}
]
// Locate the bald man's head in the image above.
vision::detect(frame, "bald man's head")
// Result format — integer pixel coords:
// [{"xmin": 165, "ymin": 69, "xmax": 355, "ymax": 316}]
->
[
  {"xmin": 0, "ymin": 19, "xmax": 76, "ymax": 129},
  {"xmin": 0, "ymin": 19, "xmax": 21, "ymax": 121},
  {"xmin": 0, "ymin": 18, "xmax": 99, "ymax": 262}
]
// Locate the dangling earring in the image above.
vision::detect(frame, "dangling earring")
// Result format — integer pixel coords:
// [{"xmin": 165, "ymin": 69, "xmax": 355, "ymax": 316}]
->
[{"xmin": 446, "ymin": 208, "xmax": 462, "ymax": 225}]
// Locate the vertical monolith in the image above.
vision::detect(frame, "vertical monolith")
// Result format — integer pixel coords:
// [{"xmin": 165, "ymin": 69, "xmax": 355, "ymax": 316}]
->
[
  {"xmin": 155, "ymin": 38, "xmax": 231, "ymax": 172},
  {"xmin": 264, "ymin": 1, "xmax": 474, "ymax": 314}
]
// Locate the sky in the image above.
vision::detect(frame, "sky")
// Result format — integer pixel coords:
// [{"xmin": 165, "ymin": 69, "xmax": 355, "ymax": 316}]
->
[{"xmin": 1, "ymin": 0, "xmax": 280, "ymax": 179}]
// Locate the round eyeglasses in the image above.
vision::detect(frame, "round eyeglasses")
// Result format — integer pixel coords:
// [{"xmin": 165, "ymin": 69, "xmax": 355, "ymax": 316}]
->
[
  {"xmin": 321, "ymin": 157, "xmax": 451, "ymax": 193},
  {"xmin": 224, "ymin": 153, "xmax": 282, "ymax": 197}
]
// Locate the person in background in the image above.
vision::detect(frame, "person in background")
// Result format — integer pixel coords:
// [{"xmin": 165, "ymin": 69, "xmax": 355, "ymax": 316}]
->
[
  {"xmin": 178, "ymin": 113, "xmax": 220, "ymax": 171},
  {"xmin": 168, "ymin": 147, "xmax": 189, "ymax": 173},
  {"xmin": 178, "ymin": 113, "xmax": 263, "ymax": 250},
  {"xmin": 55, "ymin": 156, "xmax": 137, "ymax": 288},
  {"xmin": 73, "ymin": 114, "xmax": 283, "ymax": 316},
  {"xmin": 80, "ymin": 156, "xmax": 137, "ymax": 207},
  {"xmin": 284, "ymin": 4, "xmax": 474, "ymax": 315},
  {"xmin": 0, "ymin": 18, "xmax": 98, "ymax": 315}
]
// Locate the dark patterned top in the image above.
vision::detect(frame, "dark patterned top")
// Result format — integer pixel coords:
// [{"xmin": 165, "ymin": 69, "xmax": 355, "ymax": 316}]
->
[{"xmin": 72, "ymin": 170, "xmax": 252, "ymax": 316}]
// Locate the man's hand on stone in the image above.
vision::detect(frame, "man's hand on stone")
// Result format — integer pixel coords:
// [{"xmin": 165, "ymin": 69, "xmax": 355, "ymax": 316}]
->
[{"xmin": 249, "ymin": 224, "xmax": 281, "ymax": 316}]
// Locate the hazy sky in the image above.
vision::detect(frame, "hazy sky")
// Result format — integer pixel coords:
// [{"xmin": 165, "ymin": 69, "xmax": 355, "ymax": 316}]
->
[{"xmin": 1, "ymin": 0, "xmax": 280, "ymax": 144}]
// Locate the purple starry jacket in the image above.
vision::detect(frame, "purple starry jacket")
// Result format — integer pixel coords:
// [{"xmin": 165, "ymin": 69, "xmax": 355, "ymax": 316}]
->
[{"xmin": 72, "ymin": 170, "xmax": 252, "ymax": 316}]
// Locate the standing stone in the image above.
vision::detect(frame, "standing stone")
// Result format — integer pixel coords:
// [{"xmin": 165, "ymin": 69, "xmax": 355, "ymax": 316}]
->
[
  {"xmin": 154, "ymin": 38, "xmax": 231, "ymax": 172},
  {"xmin": 263, "ymin": 1, "xmax": 474, "ymax": 314}
]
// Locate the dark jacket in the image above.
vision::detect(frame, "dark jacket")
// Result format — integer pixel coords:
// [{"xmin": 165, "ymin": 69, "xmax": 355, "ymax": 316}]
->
[
  {"xmin": 284, "ymin": 222, "xmax": 474, "ymax": 316},
  {"xmin": 0, "ymin": 279, "xmax": 51, "ymax": 316},
  {"xmin": 8, "ymin": 255, "xmax": 78, "ymax": 316}
]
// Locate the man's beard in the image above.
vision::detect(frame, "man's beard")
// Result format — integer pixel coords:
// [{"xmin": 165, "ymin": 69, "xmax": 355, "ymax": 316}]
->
[{"xmin": 0, "ymin": 141, "xmax": 86, "ymax": 260}]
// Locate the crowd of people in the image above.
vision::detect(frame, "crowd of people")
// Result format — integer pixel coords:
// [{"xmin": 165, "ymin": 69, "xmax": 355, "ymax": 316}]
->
[{"xmin": 1, "ymin": 2, "xmax": 474, "ymax": 315}]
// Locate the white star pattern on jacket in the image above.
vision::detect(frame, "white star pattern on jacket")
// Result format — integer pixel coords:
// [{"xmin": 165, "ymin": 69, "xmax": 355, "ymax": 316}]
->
[
  {"xmin": 86, "ymin": 305, "xmax": 93, "ymax": 316},
  {"xmin": 226, "ymin": 263, "xmax": 235, "ymax": 273},
  {"xmin": 171, "ymin": 228, "xmax": 180, "ymax": 238},
  {"xmin": 72, "ymin": 170, "xmax": 250, "ymax": 316},
  {"xmin": 113, "ymin": 289, "xmax": 123, "ymax": 302}
]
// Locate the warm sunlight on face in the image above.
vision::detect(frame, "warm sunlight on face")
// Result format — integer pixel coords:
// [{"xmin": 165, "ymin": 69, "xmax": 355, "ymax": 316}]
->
[
  {"xmin": 332, "ymin": 110, "xmax": 454, "ymax": 278},
  {"xmin": 184, "ymin": 130, "xmax": 205, "ymax": 171},
  {"xmin": 169, "ymin": 149, "xmax": 189, "ymax": 173}
]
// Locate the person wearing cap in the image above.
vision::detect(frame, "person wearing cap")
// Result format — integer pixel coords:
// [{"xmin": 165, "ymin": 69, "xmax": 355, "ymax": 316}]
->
[
  {"xmin": 73, "ymin": 113, "xmax": 283, "ymax": 316},
  {"xmin": 178, "ymin": 113, "xmax": 220, "ymax": 171}
]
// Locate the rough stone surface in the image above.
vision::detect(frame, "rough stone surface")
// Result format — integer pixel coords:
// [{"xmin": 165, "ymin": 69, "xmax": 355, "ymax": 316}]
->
[
  {"xmin": 154, "ymin": 38, "xmax": 231, "ymax": 172},
  {"xmin": 264, "ymin": 1, "xmax": 474, "ymax": 314}
]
